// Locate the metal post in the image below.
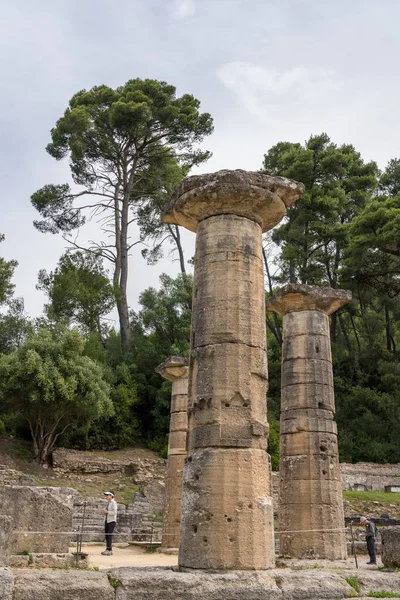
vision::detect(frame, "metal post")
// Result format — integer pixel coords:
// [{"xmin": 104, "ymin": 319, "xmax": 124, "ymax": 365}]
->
[
  {"xmin": 75, "ymin": 525, "xmax": 80, "ymax": 568},
  {"xmin": 350, "ymin": 521, "xmax": 358, "ymax": 569}
]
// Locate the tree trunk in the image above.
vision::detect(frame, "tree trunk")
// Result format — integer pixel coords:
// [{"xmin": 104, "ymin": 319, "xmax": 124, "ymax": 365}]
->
[
  {"xmin": 385, "ymin": 305, "xmax": 392, "ymax": 353},
  {"xmin": 263, "ymin": 246, "xmax": 282, "ymax": 346},
  {"xmin": 169, "ymin": 224, "xmax": 186, "ymax": 274},
  {"xmin": 118, "ymin": 197, "xmax": 130, "ymax": 351}
]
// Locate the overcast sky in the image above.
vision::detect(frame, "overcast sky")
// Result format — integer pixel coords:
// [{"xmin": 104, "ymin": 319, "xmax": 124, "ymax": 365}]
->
[{"xmin": 1, "ymin": 0, "xmax": 399, "ymax": 321}]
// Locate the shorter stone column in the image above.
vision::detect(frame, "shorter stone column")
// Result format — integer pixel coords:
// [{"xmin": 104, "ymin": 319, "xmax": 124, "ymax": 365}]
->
[
  {"xmin": 267, "ymin": 284, "xmax": 351, "ymax": 560},
  {"xmin": 0, "ymin": 515, "xmax": 12, "ymax": 566},
  {"xmin": 156, "ymin": 356, "xmax": 189, "ymax": 551}
]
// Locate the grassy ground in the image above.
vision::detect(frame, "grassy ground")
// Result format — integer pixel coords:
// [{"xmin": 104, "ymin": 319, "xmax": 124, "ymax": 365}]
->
[{"xmin": 343, "ymin": 490, "xmax": 400, "ymax": 519}]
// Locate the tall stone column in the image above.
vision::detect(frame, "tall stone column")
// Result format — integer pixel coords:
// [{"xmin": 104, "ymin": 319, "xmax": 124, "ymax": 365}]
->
[
  {"xmin": 155, "ymin": 356, "xmax": 189, "ymax": 551},
  {"xmin": 163, "ymin": 170, "xmax": 304, "ymax": 570},
  {"xmin": 266, "ymin": 284, "xmax": 351, "ymax": 560}
]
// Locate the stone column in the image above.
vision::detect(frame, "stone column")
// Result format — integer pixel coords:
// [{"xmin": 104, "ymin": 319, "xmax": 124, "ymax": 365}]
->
[
  {"xmin": 163, "ymin": 170, "xmax": 304, "ymax": 570},
  {"xmin": 156, "ymin": 356, "xmax": 189, "ymax": 551},
  {"xmin": 266, "ymin": 284, "xmax": 351, "ymax": 560}
]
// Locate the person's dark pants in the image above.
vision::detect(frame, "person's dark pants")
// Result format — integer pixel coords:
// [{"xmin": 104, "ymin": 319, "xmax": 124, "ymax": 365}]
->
[
  {"xmin": 366, "ymin": 536, "xmax": 376, "ymax": 563},
  {"xmin": 105, "ymin": 521, "xmax": 116, "ymax": 551}
]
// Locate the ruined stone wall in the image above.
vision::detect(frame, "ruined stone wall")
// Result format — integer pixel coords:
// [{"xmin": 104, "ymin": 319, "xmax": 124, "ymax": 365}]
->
[
  {"xmin": 340, "ymin": 463, "xmax": 400, "ymax": 491},
  {"xmin": 0, "ymin": 486, "xmax": 73, "ymax": 553}
]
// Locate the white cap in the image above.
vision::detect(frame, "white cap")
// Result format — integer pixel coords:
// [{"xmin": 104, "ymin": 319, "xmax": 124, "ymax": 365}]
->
[
  {"xmin": 104, "ymin": 491, "xmax": 114, "ymax": 497},
  {"xmin": 360, "ymin": 516, "xmax": 367, "ymax": 522}
]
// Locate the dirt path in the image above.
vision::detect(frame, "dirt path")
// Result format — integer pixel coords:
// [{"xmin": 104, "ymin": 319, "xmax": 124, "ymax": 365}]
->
[{"xmin": 77, "ymin": 544, "xmax": 178, "ymax": 570}]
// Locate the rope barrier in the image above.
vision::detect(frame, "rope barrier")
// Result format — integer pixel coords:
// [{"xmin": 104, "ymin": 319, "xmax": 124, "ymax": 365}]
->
[{"xmin": 13, "ymin": 526, "xmax": 356, "ymax": 536}]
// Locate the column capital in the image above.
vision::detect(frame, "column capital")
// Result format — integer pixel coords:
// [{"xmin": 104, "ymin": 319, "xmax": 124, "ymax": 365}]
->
[
  {"xmin": 266, "ymin": 284, "xmax": 351, "ymax": 316},
  {"xmin": 162, "ymin": 169, "xmax": 304, "ymax": 233},
  {"xmin": 155, "ymin": 356, "xmax": 189, "ymax": 381}
]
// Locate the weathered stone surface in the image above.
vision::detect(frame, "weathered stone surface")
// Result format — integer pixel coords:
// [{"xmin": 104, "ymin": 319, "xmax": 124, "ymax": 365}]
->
[
  {"xmin": 111, "ymin": 566, "xmax": 400, "ymax": 599},
  {"xmin": 179, "ymin": 448, "xmax": 274, "ymax": 570},
  {"xmin": 281, "ymin": 382, "xmax": 335, "ymax": 412},
  {"xmin": 281, "ymin": 358, "xmax": 334, "ymax": 387},
  {"xmin": 187, "ymin": 342, "xmax": 268, "ymax": 451},
  {"xmin": 280, "ymin": 431, "xmax": 339, "ymax": 457},
  {"xmin": 266, "ymin": 284, "xmax": 352, "ymax": 316},
  {"xmin": 12, "ymin": 570, "xmax": 114, "ymax": 600},
  {"xmin": 163, "ymin": 169, "xmax": 304, "ymax": 233},
  {"xmin": 192, "ymin": 216, "xmax": 265, "ymax": 349},
  {"xmin": 279, "ymin": 502, "xmax": 346, "ymax": 560},
  {"xmin": 0, "ymin": 515, "xmax": 12, "ymax": 566},
  {"xmin": 381, "ymin": 526, "xmax": 400, "ymax": 568},
  {"xmin": 280, "ymin": 453, "xmax": 341, "ymax": 482},
  {"xmin": 114, "ymin": 568, "xmax": 282, "ymax": 599},
  {"xmin": 0, "ymin": 486, "xmax": 72, "ymax": 553},
  {"xmin": 156, "ymin": 356, "xmax": 189, "ymax": 551},
  {"xmin": 0, "ymin": 568, "xmax": 13, "ymax": 600},
  {"xmin": 268, "ymin": 286, "xmax": 349, "ymax": 561},
  {"xmin": 280, "ymin": 410, "xmax": 336, "ymax": 434}
]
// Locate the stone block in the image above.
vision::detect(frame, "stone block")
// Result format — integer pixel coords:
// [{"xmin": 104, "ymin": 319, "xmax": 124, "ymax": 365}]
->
[
  {"xmin": 179, "ymin": 448, "xmax": 274, "ymax": 569},
  {"xmin": 0, "ymin": 486, "xmax": 71, "ymax": 554},
  {"xmin": 279, "ymin": 478, "xmax": 343, "ymax": 506},
  {"xmin": 280, "ymin": 453, "xmax": 342, "ymax": 482},
  {"xmin": 282, "ymin": 358, "xmax": 334, "ymax": 388},
  {"xmin": 169, "ymin": 411, "xmax": 188, "ymax": 432},
  {"xmin": 381, "ymin": 526, "xmax": 400, "ymax": 568},
  {"xmin": 0, "ymin": 515, "xmax": 12, "ymax": 566},
  {"xmin": 192, "ymin": 218, "xmax": 265, "ymax": 350},
  {"xmin": 280, "ymin": 430, "xmax": 339, "ymax": 457},
  {"xmin": 282, "ymin": 310, "xmax": 329, "ymax": 337},
  {"xmin": 282, "ymin": 333, "xmax": 331, "ymax": 362},
  {"xmin": 267, "ymin": 285, "xmax": 351, "ymax": 317},
  {"xmin": 171, "ymin": 378, "xmax": 189, "ymax": 396},
  {"xmin": 187, "ymin": 343, "xmax": 268, "ymax": 450},
  {"xmin": 190, "ymin": 422, "xmax": 268, "ymax": 450},
  {"xmin": 0, "ymin": 568, "xmax": 13, "ymax": 600},
  {"xmin": 280, "ymin": 410, "xmax": 337, "ymax": 435},
  {"xmin": 170, "ymin": 394, "xmax": 187, "ymax": 413},
  {"xmin": 279, "ymin": 502, "xmax": 347, "ymax": 559},
  {"xmin": 167, "ymin": 430, "xmax": 187, "ymax": 453},
  {"xmin": 281, "ymin": 382, "xmax": 335, "ymax": 412},
  {"xmin": 13, "ymin": 570, "xmax": 114, "ymax": 600}
]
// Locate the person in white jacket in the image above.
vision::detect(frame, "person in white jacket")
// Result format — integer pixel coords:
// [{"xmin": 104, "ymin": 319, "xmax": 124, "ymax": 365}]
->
[{"xmin": 101, "ymin": 491, "xmax": 117, "ymax": 555}]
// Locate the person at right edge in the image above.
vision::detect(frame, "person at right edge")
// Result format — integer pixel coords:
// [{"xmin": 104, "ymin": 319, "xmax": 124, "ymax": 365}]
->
[
  {"xmin": 102, "ymin": 491, "xmax": 117, "ymax": 555},
  {"xmin": 360, "ymin": 516, "xmax": 377, "ymax": 565}
]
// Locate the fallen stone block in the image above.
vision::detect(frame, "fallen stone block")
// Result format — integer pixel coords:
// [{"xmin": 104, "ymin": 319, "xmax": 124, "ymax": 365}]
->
[
  {"xmin": 13, "ymin": 570, "xmax": 114, "ymax": 600},
  {"xmin": 381, "ymin": 526, "xmax": 400, "ymax": 568}
]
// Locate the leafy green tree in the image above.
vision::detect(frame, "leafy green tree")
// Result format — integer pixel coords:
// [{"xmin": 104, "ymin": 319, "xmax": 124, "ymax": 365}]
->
[
  {"xmin": 138, "ymin": 158, "xmax": 189, "ymax": 273},
  {"xmin": 0, "ymin": 328, "xmax": 113, "ymax": 463},
  {"xmin": 0, "ymin": 234, "xmax": 17, "ymax": 306},
  {"xmin": 0, "ymin": 298, "xmax": 32, "ymax": 354},
  {"xmin": 262, "ymin": 133, "xmax": 379, "ymax": 289},
  {"xmin": 131, "ymin": 273, "xmax": 192, "ymax": 454},
  {"xmin": 31, "ymin": 79, "xmax": 213, "ymax": 348},
  {"xmin": 37, "ymin": 251, "xmax": 115, "ymax": 340}
]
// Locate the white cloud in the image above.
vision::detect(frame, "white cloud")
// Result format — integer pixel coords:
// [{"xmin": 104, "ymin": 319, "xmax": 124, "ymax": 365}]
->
[
  {"xmin": 172, "ymin": 0, "xmax": 196, "ymax": 19},
  {"xmin": 217, "ymin": 61, "xmax": 343, "ymax": 129}
]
